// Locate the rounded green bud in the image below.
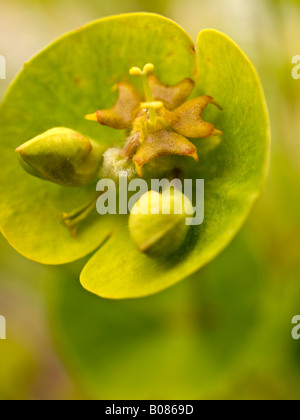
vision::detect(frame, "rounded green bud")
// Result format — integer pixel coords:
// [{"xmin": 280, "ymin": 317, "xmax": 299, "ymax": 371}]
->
[
  {"xmin": 129, "ymin": 189, "xmax": 193, "ymax": 258},
  {"xmin": 16, "ymin": 128, "xmax": 103, "ymax": 187},
  {"xmin": 100, "ymin": 147, "xmax": 137, "ymax": 184}
]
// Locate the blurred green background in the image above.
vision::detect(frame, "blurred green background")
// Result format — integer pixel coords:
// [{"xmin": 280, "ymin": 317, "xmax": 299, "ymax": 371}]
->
[{"xmin": 0, "ymin": 0, "xmax": 300, "ymax": 400}]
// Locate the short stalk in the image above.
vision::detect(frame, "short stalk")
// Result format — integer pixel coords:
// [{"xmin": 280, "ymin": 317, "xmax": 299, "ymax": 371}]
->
[
  {"xmin": 61, "ymin": 195, "xmax": 100, "ymax": 237},
  {"xmin": 130, "ymin": 63, "xmax": 157, "ymax": 126}
]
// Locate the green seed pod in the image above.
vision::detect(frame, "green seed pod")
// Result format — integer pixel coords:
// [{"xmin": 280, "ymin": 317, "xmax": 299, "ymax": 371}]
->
[
  {"xmin": 100, "ymin": 147, "xmax": 137, "ymax": 184},
  {"xmin": 16, "ymin": 128, "xmax": 103, "ymax": 187},
  {"xmin": 129, "ymin": 189, "xmax": 193, "ymax": 258}
]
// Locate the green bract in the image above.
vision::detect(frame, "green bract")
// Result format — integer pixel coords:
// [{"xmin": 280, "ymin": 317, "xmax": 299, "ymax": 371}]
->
[{"xmin": 0, "ymin": 13, "xmax": 270, "ymax": 299}]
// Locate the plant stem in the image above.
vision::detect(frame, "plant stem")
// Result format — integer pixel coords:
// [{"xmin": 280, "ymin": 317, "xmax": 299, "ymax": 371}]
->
[{"xmin": 61, "ymin": 195, "xmax": 100, "ymax": 237}]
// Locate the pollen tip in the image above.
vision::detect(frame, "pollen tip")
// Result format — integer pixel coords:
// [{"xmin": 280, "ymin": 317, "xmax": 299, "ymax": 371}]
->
[
  {"xmin": 213, "ymin": 129, "xmax": 223, "ymax": 136},
  {"xmin": 130, "ymin": 67, "xmax": 143, "ymax": 76},
  {"xmin": 192, "ymin": 151, "xmax": 199, "ymax": 162},
  {"xmin": 134, "ymin": 162, "xmax": 143, "ymax": 177},
  {"xmin": 85, "ymin": 113, "xmax": 98, "ymax": 122},
  {"xmin": 143, "ymin": 63, "xmax": 154, "ymax": 74}
]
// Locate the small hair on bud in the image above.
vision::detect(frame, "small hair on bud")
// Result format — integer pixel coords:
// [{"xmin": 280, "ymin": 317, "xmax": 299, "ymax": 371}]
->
[
  {"xmin": 129, "ymin": 67, "xmax": 143, "ymax": 76},
  {"xmin": 143, "ymin": 63, "xmax": 154, "ymax": 74}
]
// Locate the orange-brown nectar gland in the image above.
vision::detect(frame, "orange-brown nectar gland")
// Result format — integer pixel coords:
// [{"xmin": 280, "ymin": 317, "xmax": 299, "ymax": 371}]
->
[
  {"xmin": 132, "ymin": 129, "xmax": 199, "ymax": 177},
  {"xmin": 167, "ymin": 96, "xmax": 223, "ymax": 138},
  {"xmin": 85, "ymin": 63, "xmax": 222, "ymax": 177},
  {"xmin": 85, "ymin": 82, "xmax": 142, "ymax": 129},
  {"xmin": 147, "ymin": 73, "xmax": 195, "ymax": 111}
]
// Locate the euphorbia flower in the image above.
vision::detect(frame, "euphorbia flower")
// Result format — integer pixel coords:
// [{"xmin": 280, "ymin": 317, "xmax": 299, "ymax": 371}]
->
[
  {"xmin": 0, "ymin": 14, "xmax": 269, "ymax": 300},
  {"xmin": 86, "ymin": 63, "xmax": 222, "ymax": 176}
]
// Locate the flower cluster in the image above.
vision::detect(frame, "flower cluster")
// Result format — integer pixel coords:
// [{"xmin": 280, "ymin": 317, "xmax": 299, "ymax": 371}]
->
[
  {"xmin": 86, "ymin": 63, "xmax": 222, "ymax": 177},
  {"xmin": 15, "ymin": 63, "xmax": 222, "ymax": 240}
]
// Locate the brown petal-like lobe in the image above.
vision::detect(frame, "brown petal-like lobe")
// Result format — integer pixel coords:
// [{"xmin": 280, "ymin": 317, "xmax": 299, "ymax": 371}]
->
[
  {"xmin": 87, "ymin": 82, "xmax": 142, "ymax": 129},
  {"xmin": 148, "ymin": 74, "xmax": 195, "ymax": 110},
  {"xmin": 133, "ymin": 129, "xmax": 198, "ymax": 176},
  {"xmin": 169, "ymin": 95, "xmax": 222, "ymax": 138}
]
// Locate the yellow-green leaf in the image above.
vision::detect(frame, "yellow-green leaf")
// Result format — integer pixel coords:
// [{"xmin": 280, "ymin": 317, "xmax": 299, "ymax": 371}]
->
[
  {"xmin": 80, "ymin": 29, "xmax": 270, "ymax": 299},
  {"xmin": 0, "ymin": 13, "xmax": 195, "ymax": 265}
]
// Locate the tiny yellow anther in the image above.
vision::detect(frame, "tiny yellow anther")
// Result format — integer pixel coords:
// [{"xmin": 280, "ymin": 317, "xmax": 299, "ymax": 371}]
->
[
  {"xmin": 130, "ymin": 64, "xmax": 154, "ymax": 77},
  {"xmin": 129, "ymin": 67, "xmax": 143, "ymax": 76},
  {"xmin": 85, "ymin": 113, "xmax": 98, "ymax": 122},
  {"xmin": 141, "ymin": 101, "xmax": 163, "ymax": 110},
  {"xmin": 143, "ymin": 63, "xmax": 154, "ymax": 74}
]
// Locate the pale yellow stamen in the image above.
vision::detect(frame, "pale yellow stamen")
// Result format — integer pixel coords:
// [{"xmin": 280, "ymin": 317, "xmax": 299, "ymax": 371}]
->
[
  {"xmin": 129, "ymin": 63, "xmax": 155, "ymax": 77},
  {"xmin": 130, "ymin": 63, "xmax": 157, "ymax": 126}
]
